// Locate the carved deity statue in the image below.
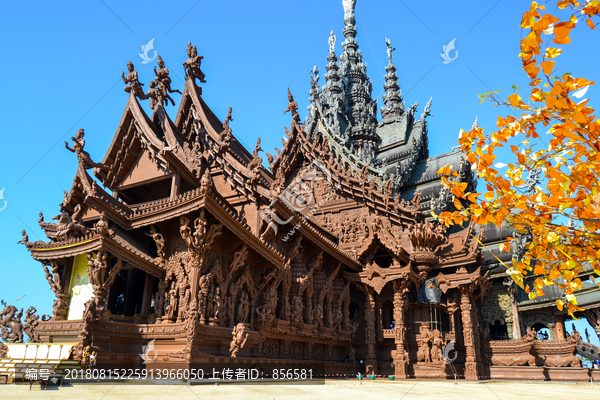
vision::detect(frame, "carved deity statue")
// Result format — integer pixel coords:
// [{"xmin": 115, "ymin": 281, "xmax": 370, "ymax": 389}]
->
[
  {"xmin": 283, "ymin": 87, "xmax": 300, "ymax": 122},
  {"xmin": 146, "ymin": 225, "xmax": 165, "ymax": 259},
  {"xmin": 146, "ymin": 81, "xmax": 160, "ymax": 110},
  {"xmin": 291, "ymin": 295, "xmax": 304, "ymax": 327},
  {"xmin": 418, "ymin": 323, "xmax": 433, "ymax": 363},
  {"xmin": 17, "ymin": 230, "xmax": 29, "ymax": 245},
  {"xmin": 430, "ymin": 329, "xmax": 444, "ymax": 363},
  {"xmin": 237, "ymin": 291, "xmax": 250, "ymax": 324},
  {"xmin": 165, "ymin": 288, "xmax": 178, "ymax": 320},
  {"xmin": 121, "ymin": 61, "xmax": 148, "ymax": 100},
  {"xmin": 154, "ymin": 55, "xmax": 182, "ymax": 107},
  {"xmin": 23, "ymin": 307, "xmax": 40, "ymax": 343},
  {"xmin": 95, "ymin": 212, "xmax": 109, "ymax": 236},
  {"xmin": 179, "ymin": 217, "xmax": 193, "ymax": 250},
  {"xmin": 213, "ymin": 287, "xmax": 221, "ymax": 320},
  {"xmin": 65, "ymin": 129, "xmax": 111, "ymax": 171},
  {"xmin": 328, "ymin": 30, "xmax": 336, "ymax": 54},
  {"xmin": 229, "ymin": 323, "xmax": 249, "ymax": 357},
  {"xmin": 385, "ymin": 37, "xmax": 395, "ymax": 64},
  {"xmin": 183, "ymin": 42, "xmax": 206, "ymax": 84}
]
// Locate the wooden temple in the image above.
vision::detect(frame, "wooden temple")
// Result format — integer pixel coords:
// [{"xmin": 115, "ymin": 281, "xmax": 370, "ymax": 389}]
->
[{"xmin": 5, "ymin": 0, "xmax": 598, "ymax": 382}]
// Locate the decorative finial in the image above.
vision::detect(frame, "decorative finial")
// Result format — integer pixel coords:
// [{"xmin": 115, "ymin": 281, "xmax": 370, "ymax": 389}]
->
[
  {"xmin": 121, "ymin": 61, "xmax": 149, "ymax": 101},
  {"xmin": 183, "ymin": 42, "xmax": 206, "ymax": 84},
  {"xmin": 342, "ymin": 0, "xmax": 357, "ymax": 22},
  {"xmin": 385, "ymin": 38, "xmax": 395, "ymax": 64},
  {"xmin": 328, "ymin": 30, "xmax": 337, "ymax": 54},
  {"xmin": 153, "ymin": 55, "xmax": 182, "ymax": 108},
  {"xmin": 284, "ymin": 87, "xmax": 300, "ymax": 122},
  {"xmin": 421, "ymin": 97, "xmax": 433, "ymax": 120},
  {"xmin": 472, "ymin": 116, "xmax": 479, "ymax": 130},
  {"xmin": 64, "ymin": 129, "xmax": 111, "ymax": 172}
]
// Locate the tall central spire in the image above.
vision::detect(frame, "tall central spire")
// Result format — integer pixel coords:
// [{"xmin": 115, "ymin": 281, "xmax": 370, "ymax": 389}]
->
[{"xmin": 339, "ymin": 0, "xmax": 379, "ymax": 163}]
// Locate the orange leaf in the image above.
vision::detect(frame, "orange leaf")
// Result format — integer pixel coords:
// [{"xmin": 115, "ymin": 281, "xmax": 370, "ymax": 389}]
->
[
  {"xmin": 523, "ymin": 60, "xmax": 540, "ymax": 80},
  {"xmin": 586, "ymin": 19, "xmax": 595, "ymax": 30},
  {"xmin": 541, "ymin": 60, "xmax": 555, "ymax": 75},
  {"xmin": 508, "ymin": 93, "xmax": 522, "ymax": 108}
]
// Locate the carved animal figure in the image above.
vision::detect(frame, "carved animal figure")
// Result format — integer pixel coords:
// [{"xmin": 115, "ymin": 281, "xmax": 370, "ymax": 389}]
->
[{"xmin": 0, "ymin": 305, "xmax": 24, "ymax": 342}]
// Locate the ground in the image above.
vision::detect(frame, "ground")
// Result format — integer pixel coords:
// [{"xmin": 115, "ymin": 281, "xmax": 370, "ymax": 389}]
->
[{"xmin": 0, "ymin": 380, "xmax": 599, "ymax": 399}]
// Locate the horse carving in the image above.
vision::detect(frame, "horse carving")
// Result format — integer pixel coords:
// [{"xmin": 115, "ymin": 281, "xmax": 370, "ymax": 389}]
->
[{"xmin": 0, "ymin": 305, "xmax": 24, "ymax": 343}]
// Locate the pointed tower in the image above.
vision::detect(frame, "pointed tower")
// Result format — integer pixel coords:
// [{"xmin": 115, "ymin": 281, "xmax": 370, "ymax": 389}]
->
[
  {"xmin": 321, "ymin": 31, "xmax": 346, "ymax": 138},
  {"xmin": 339, "ymin": 0, "xmax": 379, "ymax": 162},
  {"xmin": 380, "ymin": 38, "xmax": 404, "ymax": 119}
]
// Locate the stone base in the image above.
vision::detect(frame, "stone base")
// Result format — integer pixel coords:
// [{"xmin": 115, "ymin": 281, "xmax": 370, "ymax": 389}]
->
[
  {"xmin": 490, "ymin": 366, "xmax": 591, "ymax": 381},
  {"xmin": 490, "ymin": 366, "xmax": 546, "ymax": 380},
  {"xmin": 545, "ymin": 367, "xmax": 590, "ymax": 381},
  {"xmin": 412, "ymin": 363, "xmax": 451, "ymax": 379}
]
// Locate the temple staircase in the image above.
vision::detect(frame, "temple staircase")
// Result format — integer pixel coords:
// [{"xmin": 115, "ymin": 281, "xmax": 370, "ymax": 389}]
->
[
  {"xmin": 577, "ymin": 339, "xmax": 600, "ymax": 362},
  {"xmin": 0, "ymin": 343, "xmax": 81, "ymax": 383}
]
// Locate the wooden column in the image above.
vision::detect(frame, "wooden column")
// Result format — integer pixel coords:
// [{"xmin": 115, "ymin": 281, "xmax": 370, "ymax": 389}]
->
[
  {"xmin": 140, "ymin": 273, "xmax": 154, "ymax": 316},
  {"xmin": 392, "ymin": 280, "xmax": 408, "ymax": 379},
  {"xmin": 460, "ymin": 285, "xmax": 481, "ymax": 380},
  {"xmin": 170, "ymin": 174, "xmax": 180, "ymax": 200},
  {"xmin": 365, "ymin": 288, "xmax": 377, "ymax": 375},
  {"xmin": 376, "ymin": 301, "xmax": 383, "ymax": 341},
  {"xmin": 511, "ymin": 297, "xmax": 522, "ymax": 339},
  {"xmin": 555, "ymin": 313, "xmax": 565, "ymax": 341}
]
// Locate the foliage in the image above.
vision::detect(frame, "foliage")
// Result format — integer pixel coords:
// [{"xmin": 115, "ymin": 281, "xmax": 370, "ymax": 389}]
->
[{"xmin": 436, "ymin": 1, "xmax": 600, "ymax": 317}]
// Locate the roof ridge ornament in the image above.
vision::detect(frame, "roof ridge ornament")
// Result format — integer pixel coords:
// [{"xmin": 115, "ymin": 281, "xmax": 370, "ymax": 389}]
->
[
  {"xmin": 153, "ymin": 55, "xmax": 182, "ymax": 108},
  {"xmin": 122, "ymin": 61, "xmax": 149, "ymax": 101},
  {"xmin": 183, "ymin": 41, "xmax": 206, "ymax": 84},
  {"xmin": 284, "ymin": 87, "xmax": 300, "ymax": 123},
  {"xmin": 385, "ymin": 37, "xmax": 395, "ymax": 64},
  {"xmin": 342, "ymin": 0, "xmax": 357, "ymax": 23}
]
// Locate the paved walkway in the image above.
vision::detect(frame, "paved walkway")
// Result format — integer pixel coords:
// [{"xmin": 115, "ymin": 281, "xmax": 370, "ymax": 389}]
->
[{"xmin": 0, "ymin": 380, "xmax": 598, "ymax": 399}]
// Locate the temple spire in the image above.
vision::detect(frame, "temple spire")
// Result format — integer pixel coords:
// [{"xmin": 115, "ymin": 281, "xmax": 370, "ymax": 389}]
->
[
  {"xmin": 339, "ymin": 0, "xmax": 378, "ymax": 163},
  {"xmin": 321, "ymin": 31, "xmax": 345, "ymax": 136},
  {"xmin": 381, "ymin": 38, "xmax": 404, "ymax": 119}
]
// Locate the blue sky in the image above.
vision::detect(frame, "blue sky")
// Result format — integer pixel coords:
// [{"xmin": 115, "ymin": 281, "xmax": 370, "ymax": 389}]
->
[{"xmin": 0, "ymin": 0, "xmax": 598, "ymax": 345}]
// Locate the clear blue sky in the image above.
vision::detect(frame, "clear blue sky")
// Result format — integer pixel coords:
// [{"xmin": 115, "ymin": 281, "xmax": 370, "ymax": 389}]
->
[{"xmin": 0, "ymin": 0, "xmax": 598, "ymax": 344}]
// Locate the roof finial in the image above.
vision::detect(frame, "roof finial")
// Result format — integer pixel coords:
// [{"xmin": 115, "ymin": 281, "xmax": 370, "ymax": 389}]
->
[
  {"xmin": 385, "ymin": 38, "xmax": 396, "ymax": 64},
  {"xmin": 328, "ymin": 30, "xmax": 336, "ymax": 54},
  {"xmin": 472, "ymin": 116, "xmax": 479, "ymax": 130},
  {"xmin": 342, "ymin": 0, "xmax": 357, "ymax": 23}
]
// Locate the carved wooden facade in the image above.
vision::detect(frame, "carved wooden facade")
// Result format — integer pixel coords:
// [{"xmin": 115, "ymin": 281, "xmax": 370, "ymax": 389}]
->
[{"xmin": 15, "ymin": 1, "xmax": 592, "ymax": 381}]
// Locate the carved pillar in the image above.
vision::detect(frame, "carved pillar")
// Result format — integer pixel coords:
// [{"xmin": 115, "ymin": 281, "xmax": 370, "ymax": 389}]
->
[
  {"xmin": 511, "ymin": 297, "xmax": 521, "ymax": 339},
  {"xmin": 170, "ymin": 173, "xmax": 180, "ymax": 200},
  {"xmin": 376, "ymin": 301, "xmax": 383, "ymax": 342},
  {"xmin": 392, "ymin": 280, "xmax": 408, "ymax": 378},
  {"xmin": 554, "ymin": 313, "xmax": 565, "ymax": 341},
  {"xmin": 460, "ymin": 285, "xmax": 481, "ymax": 380},
  {"xmin": 156, "ymin": 278, "xmax": 166, "ymax": 320},
  {"xmin": 365, "ymin": 288, "xmax": 377, "ymax": 375},
  {"xmin": 547, "ymin": 322, "xmax": 556, "ymax": 340},
  {"xmin": 140, "ymin": 273, "xmax": 154, "ymax": 316}
]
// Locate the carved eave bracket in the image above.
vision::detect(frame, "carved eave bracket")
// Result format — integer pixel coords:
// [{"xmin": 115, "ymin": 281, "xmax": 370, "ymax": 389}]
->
[
  {"xmin": 356, "ymin": 216, "xmax": 410, "ymax": 263},
  {"xmin": 27, "ymin": 231, "xmax": 165, "ymax": 278},
  {"xmin": 436, "ymin": 267, "xmax": 491, "ymax": 298},
  {"xmin": 344, "ymin": 263, "xmax": 418, "ymax": 295}
]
